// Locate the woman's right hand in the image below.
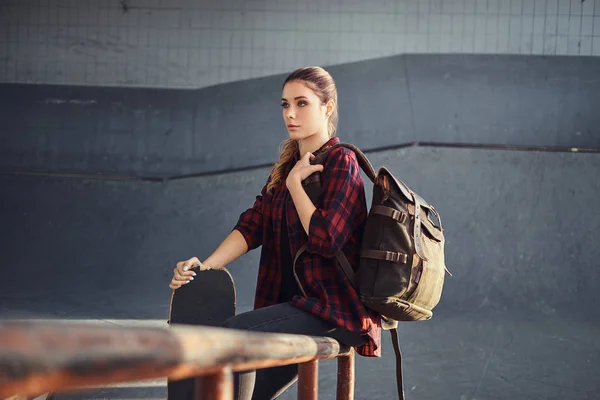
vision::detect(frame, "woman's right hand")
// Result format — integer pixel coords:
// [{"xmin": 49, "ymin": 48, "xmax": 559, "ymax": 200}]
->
[{"xmin": 169, "ymin": 257, "xmax": 202, "ymax": 289}]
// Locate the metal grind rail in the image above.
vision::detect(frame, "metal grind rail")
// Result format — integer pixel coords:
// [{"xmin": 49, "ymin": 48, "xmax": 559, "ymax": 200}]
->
[{"xmin": 0, "ymin": 320, "xmax": 355, "ymax": 400}]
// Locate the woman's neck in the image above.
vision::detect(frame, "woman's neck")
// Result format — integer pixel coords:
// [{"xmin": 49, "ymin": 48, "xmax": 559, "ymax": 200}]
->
[{"xmin": 297, "ymin": 131, "xmax": 330, "ymax": 158}]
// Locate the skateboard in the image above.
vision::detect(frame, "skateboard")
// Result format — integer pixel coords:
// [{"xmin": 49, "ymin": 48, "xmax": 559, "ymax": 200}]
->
[{"xmin": 167, "ymin": 267, "xmax": 236, "ymax": 399}]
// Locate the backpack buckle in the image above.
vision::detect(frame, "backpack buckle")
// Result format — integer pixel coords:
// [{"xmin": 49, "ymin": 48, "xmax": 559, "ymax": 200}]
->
[
  {"xmin": 362, "ymin": 250, "xmax": 408, "ymax": 264},
  {"xmin": 391, "ymin": 252, "xmax": 403, "ymax": 263},
  {"xmin": 385, "ymin": 251, "xmax": 407, "ymax": 263},
  {"xmin": 391, "ymin": 209, "xmax": 407, "ymax": 223}
]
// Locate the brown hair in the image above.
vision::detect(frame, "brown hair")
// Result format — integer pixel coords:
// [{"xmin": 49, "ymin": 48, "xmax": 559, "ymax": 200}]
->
[{"xmin": 266, "ymin": 66, "xmax": 339, "ymax": 194}]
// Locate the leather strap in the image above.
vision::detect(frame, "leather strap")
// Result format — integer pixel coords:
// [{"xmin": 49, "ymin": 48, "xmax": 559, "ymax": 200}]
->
[
  {"xmin": 429, "ymin": 205, "xmax": 443, "ymax": 231},
  {"xmin": 362, "ymin": 249, "xmax": 408, "ymax": 264},
  {"xmin": 371, "ymin": 205, "xmax": 408, "ymax": 223},
  {"xmin": 412, "ymin": 191, "xmax": 428, "ymax": 261},
  {"xmin": 335, "ymin": 252, "xmax": 357, "ymax": 289},
  {"xmin": 294, "ymin": 244, "xmax": 306, "ymax": 273},
  {"xmin": 311, "ymin": 143, "xmax": 378, "ymax": 183},
  {"xmin": 293, "ymin": 244, "xmax": 308, "ymax": 297},
  {"xmin": 295, "ymin": 245, "xmax": 359, "ymax": 294},
  {"xmin": 391, "ymin": 328, "xmax": 405, "ymax": 400}
]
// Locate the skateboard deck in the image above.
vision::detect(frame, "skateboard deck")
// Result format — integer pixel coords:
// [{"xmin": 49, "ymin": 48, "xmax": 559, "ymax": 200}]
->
[{"xmin": 167, "ymin": 267, "xmax": 236, "ymax": 400}]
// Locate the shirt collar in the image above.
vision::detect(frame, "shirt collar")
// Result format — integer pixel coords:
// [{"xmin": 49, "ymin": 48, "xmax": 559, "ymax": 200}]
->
[
  {"xmin": 312, "ymin": 137, "xmax": 340, "ymax": 157},
  {"xmin": 292, "ymin": 137, "xmax": 340, "ymax": 162}
]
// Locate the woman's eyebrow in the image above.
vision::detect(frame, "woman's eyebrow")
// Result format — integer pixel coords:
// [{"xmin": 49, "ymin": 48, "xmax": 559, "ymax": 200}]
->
[{"xmin": 281, "ymin": 96, "xmax": 309, "ymax": 101}]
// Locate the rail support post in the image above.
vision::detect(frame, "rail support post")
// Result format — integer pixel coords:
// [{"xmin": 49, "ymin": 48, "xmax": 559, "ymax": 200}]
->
[
  {"xmin": 195, "ymin": 367, "xmax": 233, "ymax": 400},
  {"xmin": 298, "ymin": 359, "xmax": 319, "ymax": 400},
  {"xmin": 336, "ymin": 348, "xmax": 355, "ymax": 400}
]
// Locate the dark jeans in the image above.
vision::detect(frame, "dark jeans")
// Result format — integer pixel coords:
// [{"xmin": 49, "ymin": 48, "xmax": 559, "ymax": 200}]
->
[{"xmin": 222, "ymin": 301, "xmax": 365, "ymax": 400}]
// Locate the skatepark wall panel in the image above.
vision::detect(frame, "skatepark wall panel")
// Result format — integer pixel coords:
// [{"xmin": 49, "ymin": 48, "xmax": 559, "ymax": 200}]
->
[{"xmin": 1, "ymin": 55, "xmax": 599, "ymax": 178}]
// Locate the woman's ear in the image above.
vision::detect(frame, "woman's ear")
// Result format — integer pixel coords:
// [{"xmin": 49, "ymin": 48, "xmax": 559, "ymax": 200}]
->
[{"xmin": 325, "ymin": 100, "xmax": 335, "ymax": 117}]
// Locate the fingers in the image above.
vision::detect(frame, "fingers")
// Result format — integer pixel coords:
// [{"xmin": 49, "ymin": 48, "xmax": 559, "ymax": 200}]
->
[
  {"xmin": 302, "ymin": 153, "xmax": 323, "ymax": 169},
  {"xmin": 177, "ymin": 257, "xmax": 200, "ymax": 274},
  {"xmin": 170, "ymin": 267, "xmax": 196, "ymax": 290},
  {"xmin": 300, "ymin": 152, "xmax": 314, "ymax": 164},
  {"xmin": 311, "ymin": 164, "xmax": 324, "ymax": 173},
  {"xmin": 171, "ymin": 258, "xmax": 199, "ymax": 289},
  {"xmin": 175, "ymin": 266, "xmax": 196, "ymax": 280},
  {"xmin": 294, "ymin": 153, "xmax": 323, "ymax": 180},
  {"xmin": 170, "ymin": 275, "xmax": 193, "ymax": 290}
]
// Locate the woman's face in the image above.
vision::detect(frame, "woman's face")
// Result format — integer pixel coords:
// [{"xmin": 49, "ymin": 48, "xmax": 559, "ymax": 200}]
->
[{"xmin": 281, "ymin": 80, "xmax": 329, "ymax": 141}]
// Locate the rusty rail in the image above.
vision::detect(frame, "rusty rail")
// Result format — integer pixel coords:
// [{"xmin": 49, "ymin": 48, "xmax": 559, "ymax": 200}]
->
[{"xmin": 0, "ymin": 320, "xmax": 355, "ymax": 399}]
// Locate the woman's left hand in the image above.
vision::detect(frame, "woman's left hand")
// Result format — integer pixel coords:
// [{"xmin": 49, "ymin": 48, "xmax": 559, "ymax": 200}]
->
[{"xmin": 286, "ymin": 152, "xmax": 324, "ymax": 188}]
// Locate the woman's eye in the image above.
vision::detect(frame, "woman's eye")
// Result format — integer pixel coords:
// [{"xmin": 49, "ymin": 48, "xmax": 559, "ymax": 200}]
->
[
  {"xmin": 281, "ymin": 103, "xmax": 289, "ymax": 108},
  {"xmin": 298, "ymin": 101, "xmax": 307, "ymax": 106}
]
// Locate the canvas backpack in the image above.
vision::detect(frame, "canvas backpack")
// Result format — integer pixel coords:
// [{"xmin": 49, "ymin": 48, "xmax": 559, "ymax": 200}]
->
[{"xmin": 296, "ymin": 142, "xmax": 451, "ymax": 400}]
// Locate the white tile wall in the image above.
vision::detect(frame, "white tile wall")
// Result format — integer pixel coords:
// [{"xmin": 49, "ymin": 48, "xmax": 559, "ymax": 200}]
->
[{"xmin": 0, "ymin": 0, "xmax": 598, "ymax": 88}]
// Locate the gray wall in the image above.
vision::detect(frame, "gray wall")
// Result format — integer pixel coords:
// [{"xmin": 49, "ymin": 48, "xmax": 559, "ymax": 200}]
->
[
  {"xmin": 2, "ymin": 54, "xmax": 600, "ymax": 178},
  {"xmin": 1, "ymin": 0, "xmax": 599, "ymax": 88}
]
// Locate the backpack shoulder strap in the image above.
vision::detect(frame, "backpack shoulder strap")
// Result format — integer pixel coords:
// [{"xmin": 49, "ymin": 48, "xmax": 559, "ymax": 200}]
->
[
  {"xmin": 312, "ymin": 143, "xmax": 378, "ymax": 183},
  {"xmin": 335, "ymin": 252, "xmax": 357, "ymax": 288}
]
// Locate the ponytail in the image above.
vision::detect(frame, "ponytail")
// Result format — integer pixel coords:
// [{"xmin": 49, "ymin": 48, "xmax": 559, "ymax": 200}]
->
[{"xmin": 266, "ymin": 139, "xmax": 298, "ymax": 194}]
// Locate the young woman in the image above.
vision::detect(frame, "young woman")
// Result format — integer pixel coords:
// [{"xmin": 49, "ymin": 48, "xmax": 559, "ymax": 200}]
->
[{"xmin": 169, "ymin": 66, "xmax": 382, "ymax": 399}]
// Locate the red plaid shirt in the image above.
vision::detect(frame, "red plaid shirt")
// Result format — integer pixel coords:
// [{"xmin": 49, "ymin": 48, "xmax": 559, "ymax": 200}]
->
[{"xmin": 233, "ymin": 137, "xmax": 382, "ymax": 357}]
